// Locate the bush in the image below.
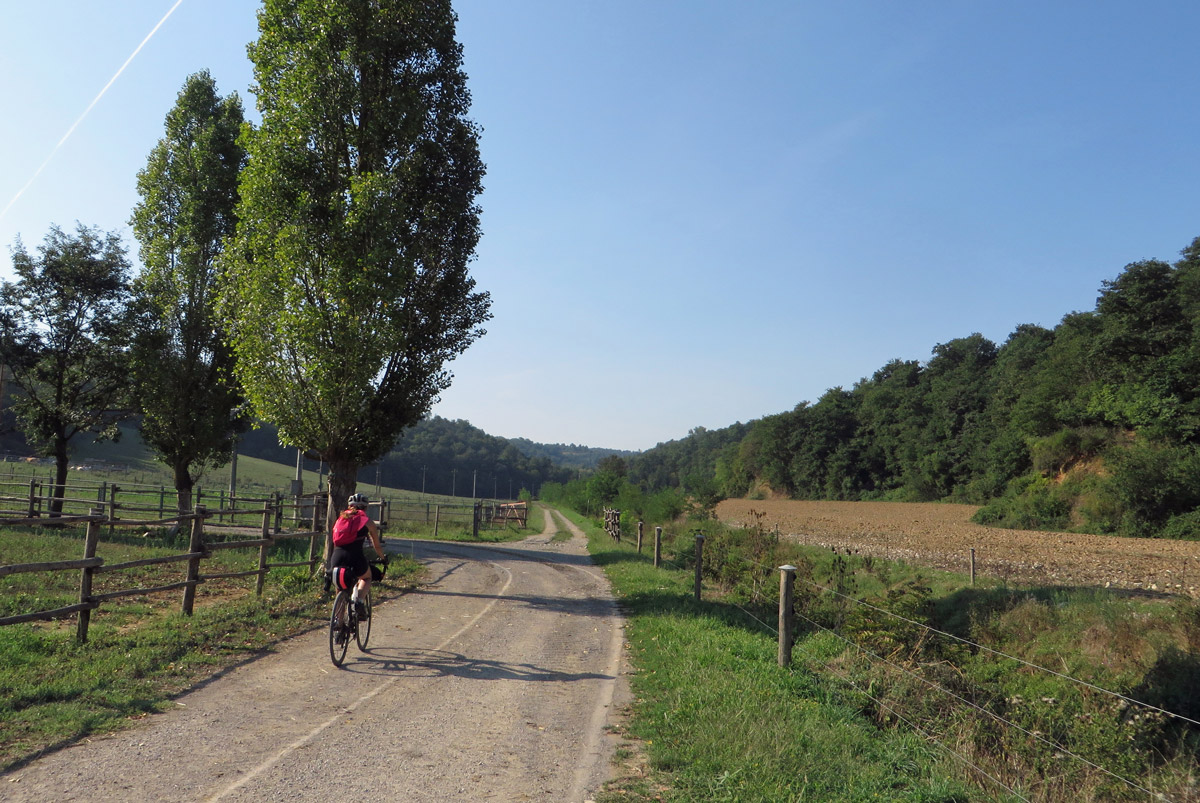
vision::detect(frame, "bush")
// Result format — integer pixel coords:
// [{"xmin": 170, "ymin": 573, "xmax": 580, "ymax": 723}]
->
[
  {"xmin": 1159, "ymin": 511, "xmax": 1200, "ymax": 541},
  {"xmin": 972, "ymin": 473, "xmax": 1071, "ymax": 530}
]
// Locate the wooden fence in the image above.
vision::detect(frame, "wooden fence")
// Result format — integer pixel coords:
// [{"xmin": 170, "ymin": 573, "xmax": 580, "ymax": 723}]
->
[{"xmin": 0, "ymin": 498, "xmax": 326, "ymax": 644}]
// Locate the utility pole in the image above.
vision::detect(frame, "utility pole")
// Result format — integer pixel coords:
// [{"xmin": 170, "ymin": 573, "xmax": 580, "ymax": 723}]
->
[
  {"xmin": 452, "ymin": 468, "xmax": 457, "ymax": 497},
  {"xmin": 472, "ymin": 469, "xmax": 477, "ymax": 500},
  {"xmin": 421, "ymin": 465, "xmax": 426, "ymax": 494}
]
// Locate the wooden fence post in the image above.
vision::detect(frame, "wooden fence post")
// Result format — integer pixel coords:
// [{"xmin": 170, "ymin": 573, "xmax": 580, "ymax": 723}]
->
[
  {"xmin": 970, "ymin": 547, "xmax": 976, "ymax": 586},
  {"xmin": 637, "ymin": 521, "xmax": 644, "ymax": 554},
  {"xmin": 108, "ymin": 483, "xmax": 119, "ymax": 537},
  {"xmin": 159, "ymin": 485, "xmax": 165, "ymax": 518},
  {"xmin": 694, "ymin": 533, "xmax": 705, "ymax": 602},
  {"xmin": 433, "ymin": 504, "xmax": 441, "ymax": 539},
  {"xmin": 273, "ymin": 492, "xmax": 282, "ymax": 534},
  {"xmin": 27, "ymin": 479, "xmax": 37, "ymax": 518},
  {"xmin": 76, "ymin": 510, "xmax": 103, "ymax": 644},
  {"xmin": 181, "ymin": 505, "xmax": 207, "ymax": 616},
  {"xmin": 472, "ymin": 501, "xmax": 480, "ymax": 539},
  {"xmin": 654, "ymin": 526, "xmax": 662, "ymax": 568},
  {"xmin": 778, "ymin": 565, "xmax": 797, "ymax": 667},
  {"xmin": 256, "ymin": 498, "xmax": 273, "ymax": 596}
]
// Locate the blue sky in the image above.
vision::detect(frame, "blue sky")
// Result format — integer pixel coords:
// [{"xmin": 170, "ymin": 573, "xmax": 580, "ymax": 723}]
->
[{"xmin": 2, "ymin": 2, "xmax": 1198, "ymax": 452}]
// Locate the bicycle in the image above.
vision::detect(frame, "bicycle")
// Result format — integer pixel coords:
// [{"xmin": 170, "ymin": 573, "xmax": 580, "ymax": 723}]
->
[{"xmin": 327, "ymin": 558, "xmax": 387, "ymax": 667}]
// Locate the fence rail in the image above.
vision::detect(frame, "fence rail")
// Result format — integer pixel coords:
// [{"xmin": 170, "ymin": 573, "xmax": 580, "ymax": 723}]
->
[{"xmin": 0, "ymin": 500, "xmax": 330, "ymax": 643}]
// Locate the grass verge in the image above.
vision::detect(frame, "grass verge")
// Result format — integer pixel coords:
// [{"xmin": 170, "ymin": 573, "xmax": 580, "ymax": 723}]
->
[
  {"xmin": 566, "ymin": 505, "xmax": 1200, "ymax": 802},
  {"xmin": 559, "ymin": 508, "xmax": 983, "ymax": 802}
]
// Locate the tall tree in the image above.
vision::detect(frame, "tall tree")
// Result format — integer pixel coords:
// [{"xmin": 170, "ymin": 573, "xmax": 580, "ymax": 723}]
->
[
  {"xmin": 219, "ymin": 0, "xmax": 490, "ymax": 545},
  {"xmin": 130, "ymin": 70, "xmax": 248, "ymax": 512},
  {"xmin": 0, "ymin": 225, "xmax": 132, "ymax": 513}
]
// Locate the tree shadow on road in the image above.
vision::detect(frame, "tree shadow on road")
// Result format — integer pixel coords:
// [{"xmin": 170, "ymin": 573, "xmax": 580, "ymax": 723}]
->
[{"xmin": 335, "ymin": 646, "xmax": 615, "ymax": 683}]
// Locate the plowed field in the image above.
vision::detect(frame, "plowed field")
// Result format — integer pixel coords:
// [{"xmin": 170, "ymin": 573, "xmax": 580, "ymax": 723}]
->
[{"xmin": 715, "ymin": 499, "xmax": 1200, "ymax": 596}]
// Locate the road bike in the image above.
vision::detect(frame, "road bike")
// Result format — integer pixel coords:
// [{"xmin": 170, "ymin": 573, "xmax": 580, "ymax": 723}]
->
[{"xmin": 327, "ymin": 558, "xmax": 387, "ymax": 667}]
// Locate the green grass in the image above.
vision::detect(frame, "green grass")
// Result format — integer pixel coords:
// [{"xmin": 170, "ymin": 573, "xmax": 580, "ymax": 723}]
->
[
  {"xmin": 564, "ymin": 508, "xmax": 984, "ymax": 802},
  {"xmin": 0, "ymin": 525, "xmax": 423, "ymax": 771}
]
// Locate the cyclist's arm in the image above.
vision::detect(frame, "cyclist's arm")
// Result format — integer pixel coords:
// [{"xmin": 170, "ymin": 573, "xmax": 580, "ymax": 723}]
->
[{"xmin": 366, "ymin": 518, "xmax": 385, "ymax": 558}]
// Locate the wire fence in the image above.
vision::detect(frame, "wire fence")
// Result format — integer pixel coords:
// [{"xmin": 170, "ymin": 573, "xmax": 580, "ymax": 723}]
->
[{"xmin": 601, "ymin": 507, "xmax": 1196, "ymax": 802}]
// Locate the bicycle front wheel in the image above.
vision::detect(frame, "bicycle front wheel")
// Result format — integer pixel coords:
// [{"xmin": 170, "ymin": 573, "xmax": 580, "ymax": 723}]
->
[
  {"xmin": 329, "ymin": 590, "xmax": 351, "ymax": 666},
  {"xmin": 356, "ymin": 584, "xmax": 372, "ymax": 651}
]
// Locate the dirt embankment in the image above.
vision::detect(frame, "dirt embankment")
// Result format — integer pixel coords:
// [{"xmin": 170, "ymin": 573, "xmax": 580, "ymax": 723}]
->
[{"xmin": 715, "ymin": 499, "xmax": 1200, "ymax": 596}]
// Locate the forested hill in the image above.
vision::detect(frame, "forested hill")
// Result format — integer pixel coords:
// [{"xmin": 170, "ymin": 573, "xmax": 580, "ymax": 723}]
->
[
  {"xmin": 627, "ymin": 235, "xmax": 1200, "ymax": 538},
  {"xmin": 503, "ymin": 438, "xmax": 638, "ymax": 470},
  {"xmin": 239, "ymin": 416, "xmax": 584, "ymax": 498}
]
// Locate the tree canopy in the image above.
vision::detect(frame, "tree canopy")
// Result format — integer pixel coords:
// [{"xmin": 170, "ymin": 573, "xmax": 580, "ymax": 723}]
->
[
  {"xmin": 0, "ymin": 224, "xmax": 132, "ymax": 512},
  {"xmin": 219, "ymin": 0, "xmax": 490, "ymax": 524}
]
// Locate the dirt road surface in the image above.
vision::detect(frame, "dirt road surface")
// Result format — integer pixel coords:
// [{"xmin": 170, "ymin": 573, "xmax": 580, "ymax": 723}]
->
[
  {"xmin": 717, "ymin": 499, "xmax": 1200, "ymax": 596},
  {"xmin": 2, "ymin": 509, "xmax": 628, "ymax": 802}
]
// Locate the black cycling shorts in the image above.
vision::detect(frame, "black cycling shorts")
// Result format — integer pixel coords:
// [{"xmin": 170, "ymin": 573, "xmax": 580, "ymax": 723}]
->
[{"xmin": 330, "ymin": 544, "xmax": 368, "ymax": 581}]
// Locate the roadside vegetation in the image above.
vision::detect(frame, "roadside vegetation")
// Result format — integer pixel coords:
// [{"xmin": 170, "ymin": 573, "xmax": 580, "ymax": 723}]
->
[
  {"xmin": 0, "ymin": 523, "xmax": 422, "ymax": 772},
  {"xmin": 560, "ymin": 503, "xmax": 1200, "ymax": 802}
]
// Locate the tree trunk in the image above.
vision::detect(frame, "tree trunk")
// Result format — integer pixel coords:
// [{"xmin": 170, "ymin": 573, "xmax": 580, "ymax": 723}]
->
[
  {"xmin": 174, "ymin": 460, "xmax": 194, "ymax": 514},
  {"xmin": 324, "ymin": 458, "xmax": 359, "ymax": 562},
  {"xmin": 51, "ymin": 435, "xmax": 69, "ymax": 516}
]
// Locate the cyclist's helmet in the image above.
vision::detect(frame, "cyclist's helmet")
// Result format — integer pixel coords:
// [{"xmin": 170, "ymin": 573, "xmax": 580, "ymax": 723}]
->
[{"xmin": 348, "ymin": 493, "xmax": 369, "ymax": 510}]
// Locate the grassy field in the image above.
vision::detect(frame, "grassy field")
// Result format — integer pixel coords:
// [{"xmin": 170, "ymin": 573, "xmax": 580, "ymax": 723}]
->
[{"xmin": 0, "ymin": 426, "xmax": 483, "ymax": 521}]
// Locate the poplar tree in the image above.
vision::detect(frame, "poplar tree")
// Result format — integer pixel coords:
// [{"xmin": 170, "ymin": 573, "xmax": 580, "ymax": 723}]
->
[
  {"xmin": 130, "ymin": 70, "xmax": 248, "ymax": 512},
  {"xmin": 219, "ymin": 0, "xmax": 490, "ymax": 543}
]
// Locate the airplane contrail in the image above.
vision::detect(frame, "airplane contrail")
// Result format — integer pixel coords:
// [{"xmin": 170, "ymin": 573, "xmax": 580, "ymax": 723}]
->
[{"xmin": 0, "ymin": 0, "xmax": 185, "ymax": 223}]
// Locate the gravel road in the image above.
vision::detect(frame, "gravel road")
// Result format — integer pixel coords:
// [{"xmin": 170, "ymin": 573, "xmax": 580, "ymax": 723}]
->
[{"xmin": 2, "ymin": 508, "xmax": 628, "ymax": 802}]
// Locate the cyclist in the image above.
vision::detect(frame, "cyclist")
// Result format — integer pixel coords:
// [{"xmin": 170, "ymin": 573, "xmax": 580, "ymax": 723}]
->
[{"xmin": 330, "ymin": 492, "xmax": 386, "ymax": 619}]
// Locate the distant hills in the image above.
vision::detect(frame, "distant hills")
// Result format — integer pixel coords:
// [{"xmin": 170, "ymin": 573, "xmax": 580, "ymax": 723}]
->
[
  {"xmin": 1, "ymin": 408, "xmax": 632, "ymax": 500},
  {"xmin": 238, "ymin": 415, "xmax": 631, "ymax": 497}
]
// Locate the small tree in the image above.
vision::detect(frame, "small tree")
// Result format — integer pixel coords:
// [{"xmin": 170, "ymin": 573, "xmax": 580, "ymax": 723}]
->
[
  {"xmin": 130, "ymin": 70, "xmax": 248, "ymax": 512},
  {"xmin": 0, "ymin": 224, "xmax": 133, "ymax": 513},
  {"xmin": 220, "ymin": 0, "xmax": 490, "ymax": 551}
]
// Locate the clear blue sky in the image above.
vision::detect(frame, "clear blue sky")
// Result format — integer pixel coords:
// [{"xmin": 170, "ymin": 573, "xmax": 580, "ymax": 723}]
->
[{"xmin": 2, "ymin": 2, "xmax": 1198, "ymax": 452}]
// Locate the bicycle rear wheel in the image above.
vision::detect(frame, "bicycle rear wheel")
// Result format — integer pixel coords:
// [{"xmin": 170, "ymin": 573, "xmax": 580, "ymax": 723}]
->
[
  {"xmin": 355, "ymin": 584, "xmax": 372, "ymax": 651},
  {"xmin": 329, "ymin": 590, "xmax": 351, "ymax": 666}
]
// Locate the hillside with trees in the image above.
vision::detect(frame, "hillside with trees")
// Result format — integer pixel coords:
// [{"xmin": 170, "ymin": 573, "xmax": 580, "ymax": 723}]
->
[
  {"xmin": 239, "ymin": 416, "xmax": 575, "ymax": 499},
  {"xmin": 624, "ymin": 236, "xmax": 1200, "ymax": 539},
  {"xmin": 503, "ymin": 438, "xmax": 637, "ymax": 471}
]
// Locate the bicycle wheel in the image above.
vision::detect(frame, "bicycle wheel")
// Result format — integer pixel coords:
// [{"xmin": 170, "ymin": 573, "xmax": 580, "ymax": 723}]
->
[
  {"xmin": 329, "ymin": 590, "xmax": 351, "ymax": 666},
  {"xmin": 355, "ymin": 584, "xmax": 372, "ymax": 651}
]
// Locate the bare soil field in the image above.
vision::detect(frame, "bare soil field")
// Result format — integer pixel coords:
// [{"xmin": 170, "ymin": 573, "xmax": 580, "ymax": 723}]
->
[{"xmin": 716, "ymin": 499, "xmax": 1200, "ymax": 597}]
